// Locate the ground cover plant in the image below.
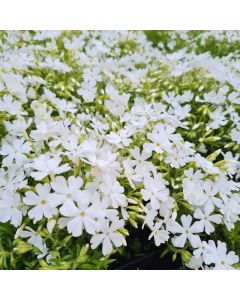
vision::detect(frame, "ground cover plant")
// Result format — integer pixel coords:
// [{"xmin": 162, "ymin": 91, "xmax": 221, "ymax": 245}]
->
[{"xmin": 0, "ymin": 30, "xmax": 239, "ymax": 270}]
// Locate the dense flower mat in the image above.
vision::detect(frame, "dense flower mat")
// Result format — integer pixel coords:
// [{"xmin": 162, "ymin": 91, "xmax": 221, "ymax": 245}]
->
[{"xmin": 0, "ymin": 30, "xmax": 239, "ymax": 270}]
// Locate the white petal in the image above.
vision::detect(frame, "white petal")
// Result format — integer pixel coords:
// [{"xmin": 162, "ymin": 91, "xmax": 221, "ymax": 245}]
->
[
  {"xmin": 102, "ymin": 237, "xmax": 112, "ymax": 256},
  {"xmin": 31, "ymin": 171, "xmax": 48, "ymax": 180},
  {"xmin": 188, "ymin": 234, "xmax": 201, "ymax": 248},
  {"xmin": 43, "ymin": 205, "xmax": 58, "ymax": 218},
  {"xmin": 143, "ymin": 143, "xmax": 154, "ymax": 154},
  {"xmin": 67, "ymin": 217, "xmax": 83, "ymax": 237},
  {"xmin": 174, "ymin": 234, "xmax": 187, "ymax": 248},
  {"xmin": 47, "ymin": 219, "xmax": 56, "ymax": 233},
  {"xmin": 51, "ymin": 176, "xmax": 67, "ymax": 194},
  {"xmin": 140, "ymin": 189, "xmax": 151, "ymax": 201},
  {"xmin": 83, "ymin": 217, "xmax": 99, "ymax": 234},
  {"xmin": 204, "ymin": 221, "xmax": 215, "ymax": 234},
  {"xmin": 74, "ymin": 190, "xmax": 91, "ymax": 209},
  {"xmin": 60, "ymin": 201, "xmax": 79, "ymax": 217},
  {"xmin": 24, "ymin": 191, "xmax": 39, "ymax": 205},
  {"xmin": 11, "ymin": 208, "xmax": 22, "ymax": 227},
  {"xmin": 90, "ymin": 234, "xmax": 105, "ymax": 249},
  {"xmin": 28, "ymin": 206, "xmax": 44, "ymax": 222},
  {"xmin": 110, "ymin": 232, "xmax": 123, "ymax": 247},
  {"xmin": 181, "ymin": 215, "xmax": 192, "ymax": 229},
  {"xmin": 170, "ymin": 221, "xmax": 184, "ymax": 234},
  {"xmin": 208, "ymin": 214, "xmax": 222, "ymax": 224}
]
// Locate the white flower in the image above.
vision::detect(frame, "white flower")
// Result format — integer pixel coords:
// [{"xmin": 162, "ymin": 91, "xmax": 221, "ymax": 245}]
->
[
  {"xmin": 141, "ymin": 174, "xmax": 169, "ymax": 210},
  {"xmin": 15, "ymin": 226, "xmax": 50, "ymax": 259},
  {"xmin": 204, "ymin": 240, "xmax": 239, "ymax": 270},
  {"xmin": 143, "ymin": 129, "xmax": 172, "ymax": 154},
  {"xmin": 77, "ymin": 79, "xmax": 97, "ymax": 103},
  {"xmin": 62, "ymin": 135, "xmax": 97, "ymax": 165},
  {"xmin": 223, "ymin": 151, "xmax": 240, "ymax": 176},
  {"xmin": 4, "ymin": 117, "xmax": 32, "ymax": 137},
  {"xmin": 193, "ymin": 241, "xmax": 208, "ymax": 259},
  {"xmin": 2, "ymin": 73, "xmax": 27, "ymax": 102},
  {"xmin": 0, "ymin": 136, "xmax": 31, "ymax": 167},
  {"xmin": 171, "ymin": 215, "xmax": 201, "ymax": 248},
  {"xmin": 129, "ymin": 147, "xmax": 156, "ymax": 181},
  {"xmin": 30, "ymin": 100, "xmax": 53, "ymax": 123},
  {"xmin": 202, "ymin": 179, "xmax": 223, "ymax": 209},
  {"xmin": 208, "ymin": 107, "xmax": 227, "ymax": 129},
  {"xmin": 15, "ymin": 226, "xmax": 43, "ymax": 249},
  {"xmin": 0, "ymin": 166, "xmax": 27, "ymax": 192},
  {"xmin": 129, "ymin": 147, "xmax": 152, "ymax": 166},
  {"xmin": 29, "ymin": 154, "xmax": 70, "ymax": 180},
  {"xmin": 142, "ymin": 208, "xmax": 158, "ymax": 228},
  {"xmin": 90, "ymin": 117, "xmax": 109, "ymax": 134},
  {"xmin": 51, "ymin": 176, "xmax": 83, "ymax": 204},
  {"xmin": 122, "ymin": 159, "xmax": 136, "ymax": 189},
  {"xmin": 90, "ymin": 219, "xmax": 126, "ymax": 256},
  {"xmin": 183, "ymin": 168, "xmax": 204, "ymax": 182},
  {"xmin": 105, "ymin": 129, "xmax": 132, "ymax": 148},
  {"xmin": 220, "ymin": 193, "xmax": 240, "ymax": 230},
  {"xmin": 162, "ymin": 90, "xmax": 193, "ymax": 104},
  {"xmin": 159, "ymin": 196, "xmax": 175, "ymax": 218},
  {"xmin": 194, "ymin": 153, "xmax": 220, "ymax": 174},
  {"xmin": 186, "ymin": 255, "xmax": 204, "ymax": 270},
  {"xmin": 124, "ymin": 147, "xmax": 156, "ymax": 183},
  {"xmin": 231, "ymin": 127, "xmax": 240, "ymax": 144},
  {"xmin": 148, "ymin": 221, "xmax": 169, "ymax": 246},
  {"xmin": 40, "ymin": 56, "xmax": 71, "ymax": 72},
  {"xmin": 105, "ymin": 84, "xmax": 130, "ymax": 117},
  {"xmin": 182, "ymin": 169, "xmax": 216, "ymax": 207},
  {"xmin": 165, "ymin": 142, "xmax": 194, "ymax": 168},
  {"xmin": 23, "ymin": 183, "xmax": 59, "ymax": 222},
  {"xmin": 194, "ymin": 204, "xmax": 222, "ymax": 234},
  {"xmin": 0, "ymin": 191, "xmax": 22, "ymax": 227},
  {"xmin": 100, "ymin": 175, "xmax": 127, "ymax": 208},
  {"xmin": 0, "ymin": 94, "xmax": 23, "ymax": 115},
  {"xmin": 30, "ymin": 120, "xmax": 63, "ymax": 143},
  {"xmin": 90, "ymin": 149, "xmax": 121, "ymax": 178},
  {"xmin": 60, "ymin": 190, "xmax": 105, "ymax": 236}
]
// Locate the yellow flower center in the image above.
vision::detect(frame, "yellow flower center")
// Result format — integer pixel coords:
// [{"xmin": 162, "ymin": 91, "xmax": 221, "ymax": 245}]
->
[
  {"xmin": 79, "ymin": 211, "xmax": 85, "ymax": 217},
  {"xmin": 41, "ymin": 199, "xmax": 46, "ymax": 205}
]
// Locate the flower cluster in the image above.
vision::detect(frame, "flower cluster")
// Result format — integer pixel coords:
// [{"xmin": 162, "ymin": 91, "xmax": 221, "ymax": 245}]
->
[{"xmin": 0, "ymin": 30, "xmax": 239, "ymax": 270}]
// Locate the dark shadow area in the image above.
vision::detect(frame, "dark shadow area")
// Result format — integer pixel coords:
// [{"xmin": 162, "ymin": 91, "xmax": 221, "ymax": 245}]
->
[{"xmin": 111, "ymin": 227, "xmax": 182, "ymax": 270}]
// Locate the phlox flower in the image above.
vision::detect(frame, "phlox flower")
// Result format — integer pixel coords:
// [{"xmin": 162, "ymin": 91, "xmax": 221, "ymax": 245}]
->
[
  {"xmin": 141, "ymin": 174, "xmax": 169, "ymax": 210},
  {"xmin": 204, "ymin": 240, "xmax": 239, "ymax": 270},
  {"xmin": 194, "ymin": 204, "xmax": 222, "ymax": 235},
  {"xmin": 60, "ymin": 190, "xmax": 105, "ymax": 236},
  {"xmin": 0, "ymin": 191, "xmax": 22, "ymax": 227},
  {"xmin": 28, "ymin": 154, "xmax": 70, "ymax": 180},
  {"xmin": 143, "ymin": 129, "xmax": 172, "ymax": 154},
  {"xmin": 51, "ymin": 175, "xmax": 83, "ymax": 204},
  {"xmin": 0, "ymin": 94, "xmax": 22, "ymax": 115},
  {"xmin": 148, "ymin": 221, "xmax": 170, "ymax": 246},
  {"xmin": 171, "ymin": 215, "xmax": 201, "ymax": 248},
  {"xmin": 0, "ymin": 136, "xmax": 31, "ymax": 167},
  {"xmin": 90, "ymin": 219, "xmax": 126, "ymax": 256},
  {"xmin": 100, "ymin": 175, "xmax": 127, "ymax": 208},
  {"xmin": 23, "ymin": 183, "xmax": 60, "ymax": 222}
]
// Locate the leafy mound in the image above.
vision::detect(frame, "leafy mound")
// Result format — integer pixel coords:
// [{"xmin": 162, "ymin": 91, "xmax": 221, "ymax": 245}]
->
[{"xmin": 0, "ymin": 30, "xmax": 239, "ymax": 269}]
